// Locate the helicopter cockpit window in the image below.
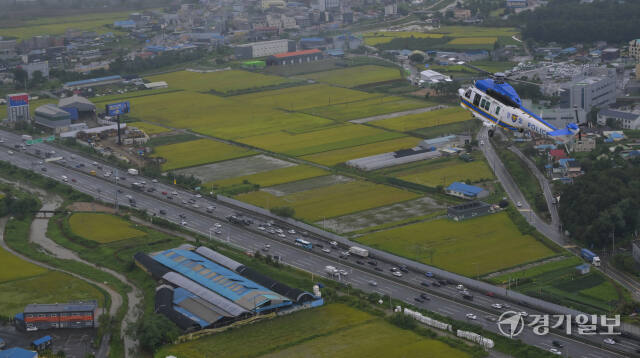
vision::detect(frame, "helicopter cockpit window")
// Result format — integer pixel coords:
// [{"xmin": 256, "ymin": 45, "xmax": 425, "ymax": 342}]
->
[
  {"xmin": 495, "ymin": 106, "xmax": 501, "ymax": 115},
  {"xmin": 473, "ymin": 93, "xmax": 481, "ymax": 106},
  {"xmin": 464, "ymin": 89, "xmax": 471, "ymax": 98}
]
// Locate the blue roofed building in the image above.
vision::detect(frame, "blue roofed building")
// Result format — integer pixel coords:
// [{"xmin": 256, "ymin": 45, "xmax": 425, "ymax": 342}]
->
[
  {"xmin": 113, "ymin": 20, "xmax": 136, "ymax": 29},
  {"xmin": 63, "ymin": 75, "xmax": 122, "ymax": 89},
  {"xmin": 152, "ymin": 249, "xmax": 292, "ymax": 313},
  {"xmin": 445, "ymin": 182, "xmax": 489, "ymax": 200},
  {"xmin": 0, "ymin": 348, "xmax": 38, "ymax": 358},
  {"xmin": 299, "ymin": 37, "xmax": 326, "ymax": 50}
]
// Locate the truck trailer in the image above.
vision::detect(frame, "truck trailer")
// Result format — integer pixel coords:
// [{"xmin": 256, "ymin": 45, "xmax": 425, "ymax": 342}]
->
[
  {"xmin": 580, "ymin": 248, "xmax": 601, "ymax": 267},
  {"xmin": 128, "ymin": 168, "xmax": 139, "ymax": 176},
  {"xmin": 349, "ymin": 246, "xmax": 369, "ymax": 258}
]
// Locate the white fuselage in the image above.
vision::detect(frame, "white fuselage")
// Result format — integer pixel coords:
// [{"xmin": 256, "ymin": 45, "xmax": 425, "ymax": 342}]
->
[{"xmin": 458, "ymin": 86, "xmax": 556, "ymax": 137}]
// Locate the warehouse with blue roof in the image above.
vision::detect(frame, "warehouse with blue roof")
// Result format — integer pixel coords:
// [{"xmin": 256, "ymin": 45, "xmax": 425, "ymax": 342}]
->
[
  {"xmin": 0, "ymin": 348, "xmax": 38, "ymax": 358},
  {"xmin": 445, "ymin": 182, "xmax": 489, "ymax": 200},
  {"xmin": 136, "ymin": 245, "xmax": 320, "ymax": 332}
]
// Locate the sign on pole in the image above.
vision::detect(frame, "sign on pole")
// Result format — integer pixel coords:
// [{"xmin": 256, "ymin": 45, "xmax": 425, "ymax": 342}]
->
[
  {"xmin": 105, "ymin": 101, "xmax": 131, "ymax": 116},
  {"xmin": 45, "ymin": 135, "xmax": 55, "ymax": 142}
]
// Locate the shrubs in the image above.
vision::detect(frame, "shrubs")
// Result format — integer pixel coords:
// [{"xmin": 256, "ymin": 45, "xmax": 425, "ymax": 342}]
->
[{"xmin": 270, "ymin": 206, "xmax": 295, "ymax": 218}]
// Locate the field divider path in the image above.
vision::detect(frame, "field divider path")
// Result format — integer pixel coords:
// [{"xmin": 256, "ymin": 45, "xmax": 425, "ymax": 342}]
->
[
  {"xmin": 28, "ymin": 196, "xmax": 141, "ymax": 358},
  {"xmin": 349, "ymin": 104, "xmax": 448, "ymax": 124},
  {"xmin": 0, "ymin": 216, "xmax": 118, "ymax": 358}
]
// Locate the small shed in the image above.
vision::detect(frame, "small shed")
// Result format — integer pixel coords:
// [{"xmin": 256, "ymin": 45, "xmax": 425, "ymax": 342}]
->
[
  {"xmin": 575, "ymin": 263, "xmax": 590, "ymax": 275},
  {"xmin": 31, "ymin": 335, "xmax": 52, "ymax": 351}
]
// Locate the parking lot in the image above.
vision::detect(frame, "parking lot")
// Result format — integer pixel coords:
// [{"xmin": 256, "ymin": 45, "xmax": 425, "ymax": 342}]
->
[{"xmin": 0, "ymin": 324, "xmax": 96, "ymax": 358}]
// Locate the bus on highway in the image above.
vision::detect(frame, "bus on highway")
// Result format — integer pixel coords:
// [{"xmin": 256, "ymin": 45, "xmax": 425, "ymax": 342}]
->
[{"xmin": 294, "ymin": 238, "xmax": 312, "ymax": 250}]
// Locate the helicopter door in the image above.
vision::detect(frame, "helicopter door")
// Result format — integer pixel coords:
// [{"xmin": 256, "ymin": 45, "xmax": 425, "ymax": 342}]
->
[{"xmin": 473, "ymin": 93, "xmax": 481, "ymax": 107}]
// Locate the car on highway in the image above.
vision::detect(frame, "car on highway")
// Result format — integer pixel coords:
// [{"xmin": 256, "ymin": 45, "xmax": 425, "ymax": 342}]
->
[
  {"xmin": 552, "ymin": 341, "xmax": 564, "ymax": 348},
  {"xmin": 257, "ymin": 226, "xmax": 265, "ymax": 231},
  {"xmin": 431, "ymin": 281, "xmax": 440, "ymax": 287},
  {"xmin": 172, "ymin": 191, "xmax": 178, "ymax": 196},
  {"xmin": 206, "ymin": 206, "xmax": 216, "ymax": 213},
  {"xmin": 398, "ymin": 265, "xmax": 409, "ymax": 273},
  {"xmin": 456, "ymin": 285, "xmax": 465, "ymax": 291},
  {"xmin": 485, "ymin": 316, "xmax": 497, "ymax": 322},
  {"xmin": 368, "ymin": 280, "xmax": 377, "ymax": 286},
  {"xmin": 491, "ymin": 303, "xmax": 503, "ymax": 309},
  {"xmin": 61, "ymin": 175, "xmax": 68, "ymax": 182},
  {"xmin": 338, "ymin": 270, "xmax": 348, "ymax": 276},
  {"xmin": 414, "ymin": 297, "xmax": 425, "ymax": 303},
  {"xmin": 392, "ymin": 271, "xmax": 403, "ymax": 277},
  {"xmin": 374, "ymin": 267, "xmax": 383, "ymax": 272},
  {"xmin": 367, "ymin": 260, "xmax": 377, "ymax": 266},
  {"xmin": 330, "ymin": 241, "xmax": 338, "ymax": 247},
  {"xmin": 321, "ymin": 248, "xmax": 331, "ymax": 253},
  {"xmin": 181, "ymin": 221, "xmax": 187, "ymax": 226},
  {"xmin": 519, "ymin": 311, "xmax": 528, "ymax": 317},
  {"xmin": 465, "ymin": 313, "xmax": 477, "ymax": 320},
  {"xmin": 41, "ymin": 167, "xmax": 47, "ymax": 172},
  {"xmin": 287, "ymin": 229, "xmax": 296, "ymax": 234},
  {"xmin": 425, "ymin": 272, "xmax": 434, "ymax": 278},
  {"xmin": 7, "ymin": 150, "xmax": 14, "ymax": 155},
  {"xmin": 278, "ymin": 233, "xmax": 286, "ymax": 238},
  {"xmin": 193, "ymin": 204, "xmax": 200, "ymax": 208},
  {"xmin": 420, "ymin": 293, "xmax": 430, "ymax": 300},
  {"xmin": 152, "ymin": 179, "xmax": 158, "ymax": 183},
  {"xmin": 517, "ymin": 201, "xmax": 522, "ymax": 207},
  {"xmin": 421, "ymin": 281, "xmax": 430, "ymax": 287},
  {"xmin": 195, "ymin": 194, "xmax": 202, "ymax": 198},
  {"xmin": 356, "ymin": 260, "xmax": 365, "ymax": 265},
  {"xmin": 159, "ymin": 209, "xmax": 166, "ymax": 215},
  {"xmin": 213, "ymin": 223, "xmax": 222, "ymax": 228},
  {"xmin": 262, "ymin": 244, "xmax": 270, "ymax": 252},
  {"xmin": 603, "ymin": 338, "xmax": 616, "ymax": 345},
  {"xmin": 549, "ymin": 348, "xmax": 561, "ymax": 356}
]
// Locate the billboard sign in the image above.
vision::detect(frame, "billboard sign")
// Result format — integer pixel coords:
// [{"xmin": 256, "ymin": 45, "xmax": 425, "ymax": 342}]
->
[
  {"xmin": 106, "ymin": 101, "xmax": 131, "ymax": 116},
  {"xmin": 9, "ymin": 94, "xmax": 29, "ymax": 107}
]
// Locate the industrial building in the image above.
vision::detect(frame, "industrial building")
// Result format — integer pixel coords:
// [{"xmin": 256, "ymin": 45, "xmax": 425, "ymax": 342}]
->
[
  {"xmin": 5, "ymin": 93, "xmax": 30, "ymax": 123},
  {"xmin": 445, "ymin": 182, "xmax": 489, "ymax": 200},
  {"xmin": 268, "ymin": 49, "xmax": 323, "ymax": 66},
  {"xmin": 333, "ymin": 34, "xmax": 363, "ymax": 51},
  {"xmin": 15, "ymin": 302, "xmax": 98, "ymax": 331},
  {"xmin": 234, "ymin": 39, "xmax": 295, "ymax": 59},
  {"xmin": 63, "ymin": 75, "xmax": 123, "ymax": 89},
  {"xmin": 346, "ymin": 147, "xmax": 440, "ymax": 171},
  {"xmin": 419, "ymin": 70, "xmax": 451, "ymax": 84},
  {"xmin": 135, "ymin": 245, "xmax": 320, "ymax": 331},
  {"xmin": 58, "ymin": 95, "xmax": 96, "ymax": 121},
  {"xmin": 0, "ymin": 348, "xmax": 38, "ymax": 358},
  {"xmin": 447, "ymin": 201, "xmax": 492, "ymax": 221},
  {"xmin": 33, "ymin": 104, "xmax": 71, "ymax": 133},
  {"xmin": 597, "ymin": 108, "xmax": 640, "ymax": 130}
]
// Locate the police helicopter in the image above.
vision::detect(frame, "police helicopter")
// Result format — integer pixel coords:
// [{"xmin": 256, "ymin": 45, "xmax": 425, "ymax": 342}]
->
[{"xmin": 458, "ymin": 72, "xmax": 585, "ymax": 150}]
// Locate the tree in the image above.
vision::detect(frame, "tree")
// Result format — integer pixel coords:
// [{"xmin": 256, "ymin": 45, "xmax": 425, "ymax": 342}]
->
[
  {"xmin": 12, "ymin": 68, "xmax": 28, "ymax": 89},
  {"xmin": 136, "ymin": 314, "xmax": 181, "ymax": 352},
  {"xmin": 270, "ymin": 206, "xmax": 295, "ymax": 218},
  {"xmin": 408, "ymin": 52, "xmax": 424, "ymax": 63}
]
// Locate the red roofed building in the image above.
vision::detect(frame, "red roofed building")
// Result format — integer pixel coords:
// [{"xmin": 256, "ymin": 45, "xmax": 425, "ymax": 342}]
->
[
  {"xmin": 549, "ymin": 149, "xmax": 567, "ymax": 161},
  {"xmin": 268, "ymin": 49, "xmax": 323, "ymax": 66}
]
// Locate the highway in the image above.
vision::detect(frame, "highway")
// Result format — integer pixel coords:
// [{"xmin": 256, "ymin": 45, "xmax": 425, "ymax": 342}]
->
[{"xmin": 0, "ymin": 129, "xmax": 637, "ymax": 357}]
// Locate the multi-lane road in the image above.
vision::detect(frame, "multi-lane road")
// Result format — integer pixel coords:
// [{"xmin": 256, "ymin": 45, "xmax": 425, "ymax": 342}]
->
[{"xmin": 0, "ymin": 129, "xmax": 637, "ymax": 357}]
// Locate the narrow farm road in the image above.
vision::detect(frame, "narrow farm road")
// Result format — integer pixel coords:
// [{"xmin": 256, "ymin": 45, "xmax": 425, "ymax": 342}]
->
[
  {"xmin": 29, "ymin": 197, "xmax": 142, "ymax": 358},
  {"xmin": 0, "ymin": 216, "xmax": 119, "ymax": 358}
]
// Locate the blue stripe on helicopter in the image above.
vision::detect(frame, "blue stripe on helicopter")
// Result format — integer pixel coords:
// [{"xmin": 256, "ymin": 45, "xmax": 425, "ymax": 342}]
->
[
  {"xmin": 520, "ymin": 106, "xmax": 557, "ymax": 131},
  {"xmin": 460, "ymin": 98, "xmax": 517, "ymax": 131}
]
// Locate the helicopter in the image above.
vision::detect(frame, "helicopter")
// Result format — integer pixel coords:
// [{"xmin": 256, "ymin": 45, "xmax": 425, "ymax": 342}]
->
[{"xmin": 457, "ymin": 72, "xmax": 585, "ymax": 149}]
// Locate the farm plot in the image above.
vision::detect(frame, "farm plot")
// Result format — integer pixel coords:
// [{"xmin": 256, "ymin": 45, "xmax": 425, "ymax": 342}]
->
[
  {"xmin": 437, "ymin": 26, "xmax": 519, "ymax": 38},
  {"xmin": 232, "ymin": 84, "xmax": 379, "ymax": 111},
  {"xmin": 0, "ymin": 245, "xmax": 46, "ymax": 282},
  {"xmin": 69, "ymin": 213, "xmax": 145, "ymax": 243},
  {"xmin": 238, "ymin": 180, "xmax": 421, "ymax": 220},
  {"xmin": 238, "ymin": 124, "xmax": 404, "ymax": 157},
  {"xmin": 301, "ymin": 65, "xmax": 403, "ymax": 88},
  {"xmin": 447, "ymin": 37, "xmax": 497, "ymax": 45},
  {"xmin": 363, "ymin": 31, "xmax": 445, "ymax": 46},
  {"xmin": 146, "ymin": 70, "xmax": 295, "ymax": 94},
  {"xmin": 0, "ymin": 271, "xmax": 104, "ymax": 316},
  {"xmin": 177, "ymin": 154, "xmax": 295, "ymax": 183},
  {"xmin": 372, "ymin": 107, "xmax": 470, "ymax": 132},
  {"xmin": 262, "ymin": 175, "xmax": 353, "ymax": 197},
  {"xmin": 153, "ymin": 139, "xmax": 256, "ymax": 171},
  {"xmin": 155, "ymin": 304, "xmax": 469, "ymax": 358},
  {"xmin": 208, "ymin": 165, "xmax": 329, "ymax": 189},
  {"xmin": 385, "ymin": 156, "xmax": 494, "ymax": 188},
  {"xmin": 320, "ymin": 196, "xmax": 445, "ymax": 234},
  {"xmin": 303, "ymin": 96, "xmax": 432, "ymax": 121},
  {"xmin": 300, "ymin": 137, "xmax": 421, "ymax": 166},
  {"xmin": 129, "ymin": 122, "xmax": 171, "ymax": 135},
  {"xmin": 357, "ymin": 212, "xmax": 554, "ymax": 277},
  {"xmin": 0, "ymin": 11, "xmax": 129, "ymax": 40}
]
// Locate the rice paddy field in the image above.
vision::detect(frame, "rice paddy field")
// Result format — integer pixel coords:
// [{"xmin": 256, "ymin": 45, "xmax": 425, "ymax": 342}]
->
[
  {"xmin": 363, "ymin": 31, "xmax": 445, "ymax": 46},
  {"xmin": 237, "ymin": 180, "xmax": 421, "ymax": 220},
  {"xmin": 447, "ymin": 37, "xmax": 497, "ymax": 45},
  {"xmin": 153, "ymin": 138, "xmax": 256, "ymax": 170},
  {"xmin": 0, "ymin": 11, "xmax": 130, "ymax": 40},
  {"xmin": 380, "ymin": 154, "xmax": 494, "ymax": 187},
  {"xmin": 237, "ymin": 124, "xmax": 404, "ymax": 157},
  {"xmin": 146, "ymin": 70, "xmax": 295, "ymax": 94},
  {"xmin": 300, "ymin": 65, "xmax": 403, "ymax": 88},
  {"xmin": 69, "ymin": 213, "xmax": 145, "ymax": 243},
  {"xmin": 155, "ymin": 304, "xmax": 470, "ymax": 358},
  {"xmin": 0, "ymin": 245, "xmax": 46, "ymax": 282},
  {"xmin": 371, "ymin": 107, "xmax": 470, "ymax": 132},
  {"xmin": 437, "ymin": 26, "xmax": 519, "ymax": 38},
  {"xmin": 300, "ymin": 136, "xmax": 421, "ymax": 166},
  {"xmin": 207, "ymin": 165, "xmax": 329, "ymax": 189},
  {"xmin": 303, "ymin": 96, "xmax": 433, "ymax": 121},
  {"xmin": 356, "ymin": 212, "xmax": 555, "ymax": 277},
  {"xmin": 129, "ymin": 121, "xmax": 171, "ymax": 135}
]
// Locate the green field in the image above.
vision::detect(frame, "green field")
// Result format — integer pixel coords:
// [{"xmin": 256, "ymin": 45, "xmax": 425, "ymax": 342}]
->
[
  {"xmin": 129, "ymin": 121, "xmax": 171, "ymax": 135},
  {"xmin": 0, "ymin": 11, "xmax": 129, "ymax": 40},
  {"xmin": 301, "ymin": 65, "xmax": 403, "ymax": 88},
  {"xmin": 233, "ymin": 84, "xmax": 379, "ymax": 111},
  {"xmin": 155, "ymin": 304, "xmax": 469, "ymax": 358},
  {"xmin": 69, "ymin": 213, "xmax": 145, "ymax": 243},
  {"xmin": 300, "ymin": 137, "xmax": 421, "ymax": 166},
  {"xmin": 146, "ymin": 70, "xmax": 295, "ymax": 94},
  {"xmin": 237, "ymin": 180, "xmax": 421, "ymax": 220},
  {"xmin": 470, "ymin": 61, "xmax": 516, "ymax": 73},
  {"xmin": 447, "ymin": 37, "xmax": 497, "ymax": 45},
  {"xmin": 208, "ymin": 165, "xmax": 329, "ymax": 189},
  {"xmin": 0, "ymin": 271, "xmax": 104, "ymax": 316},
  {"xmin": 381, "ymin": 154, "xmax": 494, "ymax": 187},
  {"xmin": 357, "ymin": 212, "xmax": 554, "ymax": 277},
  {"xmin": 238, "ymin": 124, "xmax": 404, "ymax": 157},
  {"xmin": 363, "ymin": 31, "xmax": 445, "ymax": 46},
  {"xmin": 153, "ymin": 139, "xmax": 256, "ymax": 170},
  {"xmin": 437, "ymin": 26, "xmax": 519, "ymax": 38},
  {"xmin": 489, "ymin": 256, "xmax": 621, "ymax": 313},
  {"xmin": 303, "ymin": 96, "xmax": 432, "ymax": 121},
  {"xmin": 372, "ymin": 107, "xmax": 470, "ymax": 132},
  {"xmin": 0, "ymin": 245, "xmax": 47, "ymax": 282}
]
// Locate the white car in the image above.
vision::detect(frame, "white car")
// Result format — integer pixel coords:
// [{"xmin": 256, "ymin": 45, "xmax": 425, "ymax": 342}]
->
[
  {"xmin": 491, "ymin": 303, "xmax": 503, "ymax": 309},
  {"xmin": 278, "ymin": 233, "xmax": 286, "ymax": 238},
  {"xmin": 392, "ymin": 271, "xmax": 403, "ymax": 277},
  {"xmin": 257, "ymin": 226, "xmax": 266, "ymax": 231},
  {"xmin": 181, "ymin": 221, "xmax": 187, "ymax": 226},
  {"xmin": 456, "ymin": 285, "xmax": 465, "ymax": 291},
  {"xmin": 519, "ymin": 311, "xmax": 528, "ymax": 317},
  {"xmin": 549, "ymin": 348, "xmax": 561, "ymax": 355},
  {"xmin": 517, "ymin": 201, "xmax": 523, "ymax": 207},
  {"xmin": 603, "ymin": 338, "xmax": 616, "ymax": 345},
  {"xmin": 339, "ymin": 270, "xmax": 348, "ymax": 276},
  {"xmin": 368, "ymin": 280, "xmax": 378, "ymax": 286},
  {"xmin": 322, "ymin": 248, "xmax": 331, "ymax": 253},
  {"xmin": 330, "ymin": 241, "xmax": 338, "ymax": 247},
  {"xmin": 287, "ymin": 229, "xmax": 296, "ymax": 234},
  {"xmin": 465, "ymin": 313, "xmax": 477, "ymax": 320},
  {"xmin": 275, "ymin": 228, "xmax": 284, "ymax": 234},
  {"xmin": 193, "ymin": 204, "xmax": 200, "ymax": 208},
  {"xmin": 195, "ymin": 194, "xmax": 202, "ymax": 198},
  {"xmin": 214, "ymin": 223, "xmax": 222, "ymax": 228},
  {"xmin": 152, "ymin": 179, "xmax": 158, "ymax": 183},
  {"xmin": 172, "ymin": 191, "xmax": 178, "ymax": 196}
]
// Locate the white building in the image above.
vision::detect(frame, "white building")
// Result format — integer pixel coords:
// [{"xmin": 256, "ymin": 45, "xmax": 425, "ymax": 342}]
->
[
  {"xmin": 20, "ymin": 61, "xmax": 49, "ymax": 79},
  {"xmin": 629, "ymin": 39, "xmax": 640, "ymax": 62},
  {"xmin": 234, "ymin": 39, "xmax": 294, "ymax": 59},
  {"xmin": 597, "ymin": 108, "xmax": 640, "ymax": 130},
  {"xmin": 420, "ymin": 70, "xmax": 451, "ymax": 84}
]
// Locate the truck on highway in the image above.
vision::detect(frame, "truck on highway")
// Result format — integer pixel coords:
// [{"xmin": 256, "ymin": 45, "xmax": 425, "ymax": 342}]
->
[
  {"xmin": 45, "ymin": 156, "xmax": 63, "ymax": 163},
  {"xmin": 128, "ymin": 168, "xmax": 139, "ymax": 176},
  {"xmin": 132, "ymin": 182, "xmax": 143, "ymax": 190},
  {"xmin": 349, "ymin": 246, "xmax": 369, "ymax": 258},
  {"xmin": 89, "ymin": 170, "xmax": 96, "ymax": 176},
  {"xmin": 581, "ymin": 248, "xmax": 601, "ymax": 266},
  {"xmin": 324, "ymin": 265, "xmax": 339, "ymax": 276},
  {"xmin": 21, "ymin": 134, "xmax": 33, "ymax": 141}
]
